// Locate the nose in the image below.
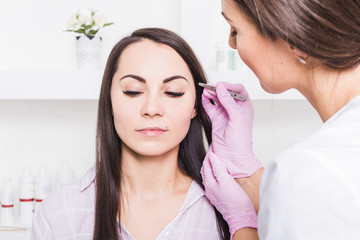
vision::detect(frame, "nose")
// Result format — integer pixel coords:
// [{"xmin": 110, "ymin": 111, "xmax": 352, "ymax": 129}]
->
[{"xmin": 140, "ymin": 93, "xmax": 164, "ymax": 118}]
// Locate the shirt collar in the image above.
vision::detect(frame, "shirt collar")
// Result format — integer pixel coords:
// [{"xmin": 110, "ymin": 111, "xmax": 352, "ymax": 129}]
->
[
  {"xmin": 80, "ymin": 165, "xmax": 96, "ymax": 192},
  {"xmin": 176, "ymin": 180, "xmax": 206, "ymax": 215}
]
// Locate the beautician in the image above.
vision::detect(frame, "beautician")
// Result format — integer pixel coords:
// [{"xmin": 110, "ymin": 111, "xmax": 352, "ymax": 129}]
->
[{"xmin": 200, "ymin": 0, "xmax": 360, "ymax": 239}]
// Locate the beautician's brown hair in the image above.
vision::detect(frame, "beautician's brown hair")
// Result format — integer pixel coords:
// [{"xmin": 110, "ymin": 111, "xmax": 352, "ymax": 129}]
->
[
  {"xmin": 233, "ymin": 0, "xmax": 360, "ymax": 69},
  {"xmin": 93, "ymin": 28, "xmax": 230, "ymax": 240}
]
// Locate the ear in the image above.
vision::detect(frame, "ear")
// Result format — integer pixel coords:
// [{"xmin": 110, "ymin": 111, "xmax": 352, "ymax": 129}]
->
[
  {"xmin": 191, "ymin": 108, "xmax": 197, "ymax": 119},
  {"xmin": 289, "ymin": 45, "xmax": 308, "ymax": 62}
]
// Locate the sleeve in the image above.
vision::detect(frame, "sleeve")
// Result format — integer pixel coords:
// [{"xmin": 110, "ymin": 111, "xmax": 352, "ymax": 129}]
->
[{"xmin": 257, "ymin": 148, "xmax": 360, "ymax": 240}]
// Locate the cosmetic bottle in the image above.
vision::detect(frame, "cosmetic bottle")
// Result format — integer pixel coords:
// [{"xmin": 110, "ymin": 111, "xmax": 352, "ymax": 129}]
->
[
  {"xmin": 19, "ymin": 167, "xmax": 34, "ymax": 226},
  {"xmin": 216, "ymin": 42, "xmax": 235, "ymax": 71},
  {"xmin": 1, "ymin": 178, "xmax": 14, "ymax": 226},
  {"xmin": 34, "ymin": 167, "xmax": 51, "ymax": 212},
  {"xmin": 56, "ymin": 161, "xmax": 73, "ymax": 189}
]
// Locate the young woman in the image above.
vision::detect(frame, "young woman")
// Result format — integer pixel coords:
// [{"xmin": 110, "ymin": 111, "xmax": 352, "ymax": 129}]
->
[
  {"xmin": 201, "ymin": 0, "xmax": 360, "ymax": 240},
  {"xmin": 32, "ymin": 28, "xmax": 230, "ymax": 240}
]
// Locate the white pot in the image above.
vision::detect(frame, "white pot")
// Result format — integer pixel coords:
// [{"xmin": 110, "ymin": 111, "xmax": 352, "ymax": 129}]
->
[{"xmin": 75, "ymin": 35, "xmax": 102, "ymax": 70}]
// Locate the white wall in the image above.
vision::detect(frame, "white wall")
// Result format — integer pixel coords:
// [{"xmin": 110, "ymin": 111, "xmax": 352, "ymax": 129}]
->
[{"xmin": 0, "ymin": 0, "xmax": 181, "ymax": 70}]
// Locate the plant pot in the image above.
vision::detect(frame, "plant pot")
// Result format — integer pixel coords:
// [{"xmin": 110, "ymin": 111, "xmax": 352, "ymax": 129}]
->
[{"xmin": 75, "ymin": 35, "xmax": 102, "ymax": 70}]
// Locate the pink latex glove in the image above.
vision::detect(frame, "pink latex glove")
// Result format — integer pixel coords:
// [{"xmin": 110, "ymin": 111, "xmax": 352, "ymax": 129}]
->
[
  {"xmin": 201, "ymin": 81, "xmax": 262, "ymax": 178},
  {"xmin": 201, "ymin": 151, "xmax": 257, "ymax": 238}
]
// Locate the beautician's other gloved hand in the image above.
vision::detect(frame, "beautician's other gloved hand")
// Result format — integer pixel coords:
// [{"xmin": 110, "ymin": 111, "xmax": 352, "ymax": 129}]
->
[
  {"xmin": 201, "ymin": 81, "xmax": 262, "ymax": 178},
  {"xmin": 201, "ymin": 152, "xmax": 257, "ymax": 238}
]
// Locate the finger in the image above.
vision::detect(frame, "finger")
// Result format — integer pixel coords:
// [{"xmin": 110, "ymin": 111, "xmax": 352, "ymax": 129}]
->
[
  {"xmin": 208, "ymin": 152, "xmax": 231, "ymax": 181},
  {"xmin": 201, "ymin": 89, "xmax": 221, "ymax": 121},
  {"xmin": 201, "ymin": 153, "xmax": 217, "ymax": 186},
  {"xmin": 217, "ymin": 81, "xmax": 250, "ymax": 100},
  {"xmin": 216, "ymin": 82, "xmax": 253, "ymax": 121}
]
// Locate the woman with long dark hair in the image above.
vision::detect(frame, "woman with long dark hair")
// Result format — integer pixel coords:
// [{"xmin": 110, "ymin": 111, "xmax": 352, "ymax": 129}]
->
[{"xmin": 32, "ymin": 28, "xmax": 230, "ymax": 240}]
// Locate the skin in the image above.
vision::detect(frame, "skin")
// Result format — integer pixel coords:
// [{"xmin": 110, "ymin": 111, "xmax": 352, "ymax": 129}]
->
[
  {"xmin": 220, "ymin": 0, "xmax": 360, "ymax": 239},
  {"xmin": 110, "ymin": 39, "xmax": 197, "ymax": 240}
]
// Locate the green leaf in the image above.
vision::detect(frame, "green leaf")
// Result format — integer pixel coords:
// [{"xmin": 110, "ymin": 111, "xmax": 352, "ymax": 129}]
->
[
  {"xmin": 81, "ymin": 24, "xmax": 93, "ymax": 30},
  {"xmin": 103, "ymin": 22, "xmax": 114, "ymax": 27},
  {"xmin": 87, "ymin": 29, "xmax": 99, "ymax": 35},
  {"xmin": 74, "ymin": 29, "xmax": 86, "ymax": 34}
]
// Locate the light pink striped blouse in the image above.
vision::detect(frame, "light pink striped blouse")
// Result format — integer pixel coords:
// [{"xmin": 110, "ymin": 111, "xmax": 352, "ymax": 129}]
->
[{"xmin": 31, "ymin": 167, "xmax": 222, "ymax": 240}]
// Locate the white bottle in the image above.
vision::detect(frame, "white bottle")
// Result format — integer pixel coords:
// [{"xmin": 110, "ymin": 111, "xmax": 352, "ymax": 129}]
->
[
  {"xmin": 34, "ymin": 167, "xmax": 51, "ymax": 212},
  {"xmin": 1, "ymin": 178, "xmax": 14, "ymax": 226},
  {"xmin": 56, "ymin": 161, "xmax": 73, "ymax": 189},
  {"xmin": 215, "ymin": 42, "xmax": 235, "ymax": 71},
  {"xmin": 19, "ymin": 167, "xmax": 34, "ymax": 226}
]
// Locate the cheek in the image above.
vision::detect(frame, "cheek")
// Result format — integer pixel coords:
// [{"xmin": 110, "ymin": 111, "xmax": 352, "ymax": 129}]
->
[
  {"xmin": 111, "ymin": 97, "xmax": 137, "ymax": 135},
  {"xmin": 166, "ymin": 96, "xmax": 195, "ymax": 130}
]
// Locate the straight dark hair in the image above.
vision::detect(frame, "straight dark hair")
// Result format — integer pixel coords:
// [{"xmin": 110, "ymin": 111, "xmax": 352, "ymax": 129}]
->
[
  {"xmin": 93, "ymin": 28, "xmax": 230, "ymax": 240},
  {"xmin": 233, "ymin": 0, "xmax": 360, "ymax": 69}
]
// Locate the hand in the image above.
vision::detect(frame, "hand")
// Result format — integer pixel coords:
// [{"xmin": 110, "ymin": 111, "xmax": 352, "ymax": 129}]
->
[
  {"xmin": 201, "ymin": 152, "xmax": 257, "ymax": 237},
  {"xmin": 201, "ymin": 81, "xmax": 262, "ymax": 178}
]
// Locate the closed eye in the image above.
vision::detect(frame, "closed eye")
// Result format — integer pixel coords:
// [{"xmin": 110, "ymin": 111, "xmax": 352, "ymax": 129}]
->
[
  {"xmin": 123, "ymin": 90, "xmax": 143, "ymax": 96},
  {"xmin": 165, "ymin": 91, "xmax": 184, "ymax": 97}
]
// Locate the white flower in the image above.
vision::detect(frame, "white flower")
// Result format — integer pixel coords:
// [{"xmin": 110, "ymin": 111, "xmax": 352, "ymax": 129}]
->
[
  {"xmin": 65, "ymin": 8, "xmax": 113, "ymax": 37},
  {"xmin": 67, "ymin": 14, "xmax": 80, "ymax": 29},
  {"xmin": 94, "ymin": 13, "xmax": 106, "ymax": 28},
  {"xmin": 78, "ymin": 15, "xmax": 90, "ymax": 25}
]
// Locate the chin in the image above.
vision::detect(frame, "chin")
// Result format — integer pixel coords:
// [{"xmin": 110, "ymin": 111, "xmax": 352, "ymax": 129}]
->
[{"xmin": 260, "ymin": 82, "xmax": 287, "ymax": 94}]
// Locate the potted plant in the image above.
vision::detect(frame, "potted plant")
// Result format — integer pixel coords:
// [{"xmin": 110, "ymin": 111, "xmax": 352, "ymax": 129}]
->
[{"xmin": 65, "ymin": 9, "xmax": 114, "ymax": 70}]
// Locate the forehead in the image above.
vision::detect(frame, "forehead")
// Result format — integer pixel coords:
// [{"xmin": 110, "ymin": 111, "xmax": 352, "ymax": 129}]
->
[{"xmin": 116, "ymin": 39, "xmax": 193, "ymax": 82}]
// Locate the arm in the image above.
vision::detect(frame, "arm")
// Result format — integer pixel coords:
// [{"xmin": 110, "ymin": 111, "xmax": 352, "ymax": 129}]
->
[
  {"xmin": 235, "ymin": 167, "xmax": 263, "ymax": 213},
  {"xmin": 233, "ymin": 228, "xmax": 259, "ymax": 240}
]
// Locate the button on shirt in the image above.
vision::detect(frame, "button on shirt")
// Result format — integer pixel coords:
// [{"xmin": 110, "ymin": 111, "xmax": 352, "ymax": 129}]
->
[{"xmin": 32, "ymin": 167, "xmax": 222, "ymax": 239}]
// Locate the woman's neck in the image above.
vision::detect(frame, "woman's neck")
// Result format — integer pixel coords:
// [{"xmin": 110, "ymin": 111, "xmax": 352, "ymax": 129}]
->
[
  {"xmin": 299, "ymin": 64, "xmax": 360, "ymax": 122},
  {"xmin": 120, "ymin": 144, "xmax": 191, "ymax": 199}
]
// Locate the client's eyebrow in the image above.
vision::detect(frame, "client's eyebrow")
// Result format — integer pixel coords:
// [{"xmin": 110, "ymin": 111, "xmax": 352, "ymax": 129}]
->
[
  {"xmin": 163, "ymin": 75, "xmax": 188, "ymax": 83},
  {"xmin": 120, "ymin": 74, "xmax": 188, "ymax": 83},
  {"xmin": 221, "ymin": 12, "xmax": 232, "ymax": 22},
  {"xmin": 120, "ymin": 74, "xmax": 145, "ymax": 83}
]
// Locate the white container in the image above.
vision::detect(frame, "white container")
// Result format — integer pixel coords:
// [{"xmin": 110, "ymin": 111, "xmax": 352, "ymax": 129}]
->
[
  {"xmin": 1, "ymin": 178, "xmax": 14, "ymax": 226},
  {"xmin": 75, "ymin": 35, "xmax": 102, "ymax": 70},
  {"xmin": 19, "ymin": 167, "xmax": 34, "ymax": 226},
  {"xmin": 56, "ymin": 161, "xmax": 73, "ymax": 189},
  {"xmin": 34, "ymin": 167, "xmax": 51, "ymax": 212},
  {"xmin": 215, "ymin": 42, "xmax": 235, "ymax": 71}
]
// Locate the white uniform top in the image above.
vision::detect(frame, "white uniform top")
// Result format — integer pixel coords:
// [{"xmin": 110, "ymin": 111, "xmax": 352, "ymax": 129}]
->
[{"xmin": 258, "ymin": 95, "xmax": 360, "ymax": 240}]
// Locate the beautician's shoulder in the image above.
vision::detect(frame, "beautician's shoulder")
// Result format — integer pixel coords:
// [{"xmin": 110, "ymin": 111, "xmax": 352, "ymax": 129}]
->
[{"xmin": 258, "ymin": 97, "xmax": 360, "ymax": 239}]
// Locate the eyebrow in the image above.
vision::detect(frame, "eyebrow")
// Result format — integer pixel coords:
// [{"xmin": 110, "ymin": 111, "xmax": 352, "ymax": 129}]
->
[
  {"xmin": 221, "ymin": 12, "xmax": 232, "ymax": 22},
  {"xmin": 120, "ymin": 74, "xmax": 188, "ymax": 83}
]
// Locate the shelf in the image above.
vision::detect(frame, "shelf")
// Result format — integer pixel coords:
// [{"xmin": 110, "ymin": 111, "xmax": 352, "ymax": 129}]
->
[{"xmin": 0, "ymin": 70, "xmax": 103, "ymax": 100}]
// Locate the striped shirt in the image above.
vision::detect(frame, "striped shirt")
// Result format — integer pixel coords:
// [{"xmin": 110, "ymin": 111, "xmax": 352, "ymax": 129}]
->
[{"xmin": 31, "ymin": 166, "xmax": 222, "ymax": 239}]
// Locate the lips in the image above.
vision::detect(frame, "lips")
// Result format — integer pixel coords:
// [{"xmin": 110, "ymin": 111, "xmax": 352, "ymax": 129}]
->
[{"xmin": 136, "ymin": 127, "xmax": 167, "ymax": 137}]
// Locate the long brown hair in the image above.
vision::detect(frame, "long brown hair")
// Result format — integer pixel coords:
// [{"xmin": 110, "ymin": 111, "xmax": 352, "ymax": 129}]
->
[
  {"xmin": 233, "ymin": 0, "xmax": 360, "ymax": 69},
  {"xmin": 93, "ymin": 28, "xmax": 230, "ymax": 240}
]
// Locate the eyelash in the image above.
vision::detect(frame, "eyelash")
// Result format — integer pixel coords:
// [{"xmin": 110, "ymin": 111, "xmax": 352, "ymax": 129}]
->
[
  {"xmin": 123, "ymin": 90, "xmax": 142, "ymax": 96},
  {"xmin": 230, "ymin": 29, "xmax": 237, "ymax": 37},
  {"xmin": 165, "ymin": 91, "xmax": 184, "ymax": 97},
  {"xmin": 122, "ymin": 91, "xmax": 184, "ymax": 97}
]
